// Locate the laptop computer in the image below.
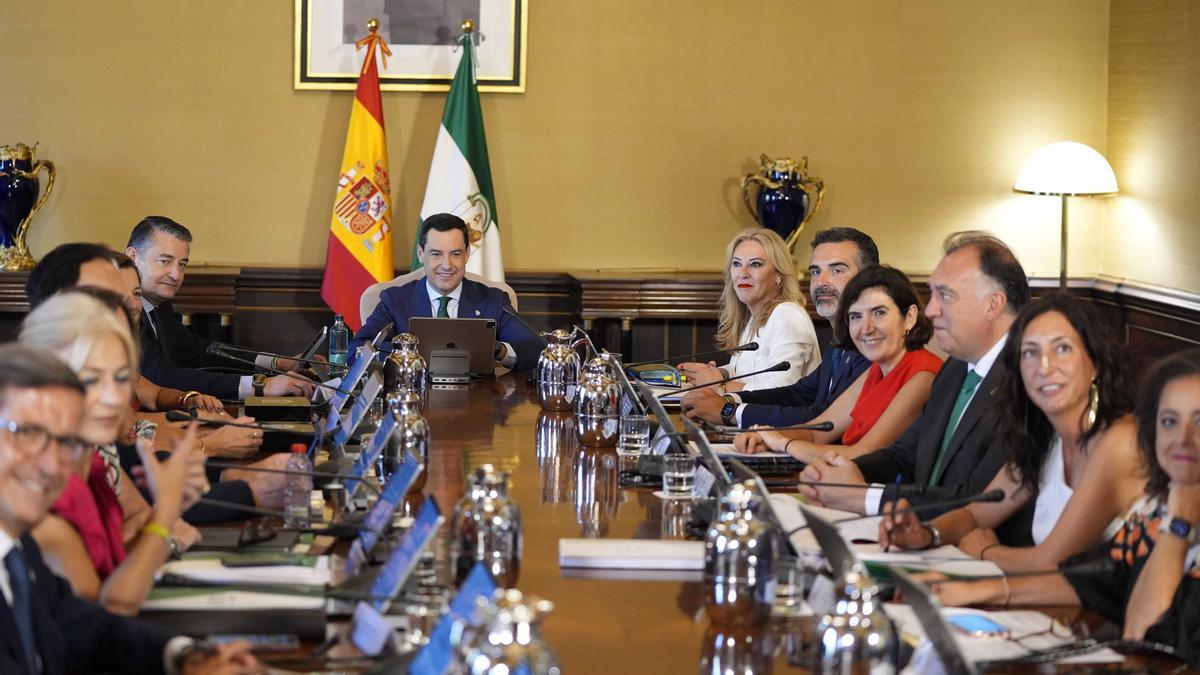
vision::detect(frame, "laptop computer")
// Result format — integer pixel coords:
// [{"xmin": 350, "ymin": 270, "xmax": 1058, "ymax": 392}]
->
[{"xmin": 408, "ymin": 317, "xmax": 497, "ymax": 376}]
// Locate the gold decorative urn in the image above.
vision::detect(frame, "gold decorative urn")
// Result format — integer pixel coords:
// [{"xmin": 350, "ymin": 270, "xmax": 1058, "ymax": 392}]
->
[{"xmin": 0, "ymin": 143, "xmax": 56, "ymax": 271}]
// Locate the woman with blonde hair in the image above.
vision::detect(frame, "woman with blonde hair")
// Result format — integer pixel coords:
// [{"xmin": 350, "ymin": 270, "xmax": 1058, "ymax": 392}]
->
[
  {"xmin": 679, "ymin": 228, "xmax": 819, "ymax": 391},
  {"xmin": 20, "ymin": 289, "xmax": 207, "ymax": 615}
]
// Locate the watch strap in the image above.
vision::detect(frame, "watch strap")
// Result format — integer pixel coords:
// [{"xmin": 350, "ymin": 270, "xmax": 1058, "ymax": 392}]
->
[{"xmin": 1160, "ymin": 516, "xmax": 1200, "ymax": 545}]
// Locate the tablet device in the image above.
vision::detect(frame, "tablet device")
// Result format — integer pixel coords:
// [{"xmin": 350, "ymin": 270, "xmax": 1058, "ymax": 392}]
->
[
  {"xmin": 298, "ymin": 326, "xmax": 329, "ymax": 381},
  {"xmin": 408, "ymin": 317, "xmax": 497, "ymax": 376}
]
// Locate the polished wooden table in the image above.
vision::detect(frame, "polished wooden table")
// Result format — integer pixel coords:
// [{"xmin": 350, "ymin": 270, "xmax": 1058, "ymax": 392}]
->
[{"xmin": 248, "ymin": 376, "xmax": 1181, "ymax": 673}]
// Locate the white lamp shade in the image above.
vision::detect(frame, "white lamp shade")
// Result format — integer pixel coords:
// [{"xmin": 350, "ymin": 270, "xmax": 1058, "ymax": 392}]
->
[{"xmin": 1013, "ymin": 141, "xmax": 1118, "ymax": 196}]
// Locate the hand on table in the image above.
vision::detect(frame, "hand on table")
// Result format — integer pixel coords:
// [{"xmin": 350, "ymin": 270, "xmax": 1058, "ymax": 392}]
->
[
  {"xmin": 878, "ymin": 497, "xmax": 933, "ymax": 551},
  {"xmin": 681, "ymin": 388, "xmax": 725, "ymax": 425},
  {"xmin": 264, "ymin": 372, "xmax": 316, "ymax": 397},
  {"xmin": 678, "ymin": 361, "xmax": 723, "ymax": 386},
  {"xmin": 798, "ymin": 452, "xmax": 868, "ymax": 513},
  {"xmin": 199, "ymin": 419, "xmax": 263, "ymax": 459}
]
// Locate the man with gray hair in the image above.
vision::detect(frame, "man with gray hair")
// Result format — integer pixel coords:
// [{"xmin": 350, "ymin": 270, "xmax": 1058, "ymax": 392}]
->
[{"xmin": 801, "ymin": 231, "xmax": 1030, "ymax": 518}]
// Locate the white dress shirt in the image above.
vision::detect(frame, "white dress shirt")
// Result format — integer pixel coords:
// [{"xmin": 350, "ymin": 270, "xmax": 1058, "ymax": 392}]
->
[
  {"xmin": 425, "ymin": 280, "xmax": 517, "ymax": 369},
  {"xmin": 725, "ymin": 301, "xmax": 820, "ymax": 391}
]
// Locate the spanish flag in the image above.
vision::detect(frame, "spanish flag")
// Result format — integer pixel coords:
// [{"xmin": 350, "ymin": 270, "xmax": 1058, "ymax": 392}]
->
[{"xmin": 321, "ymin": 25, "xmax": 393, "ymax": 330}]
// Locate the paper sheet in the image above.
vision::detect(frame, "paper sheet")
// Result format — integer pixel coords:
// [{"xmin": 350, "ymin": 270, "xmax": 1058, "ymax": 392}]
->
[
  {"xmin": 558, "ymin": 538, "xmax": 704, "ymax": 570},
  {"xmin": 885, "ymin": 604, "xmax": 1125, "ymax": 665},
  {"xmin": 142, "ymin": 589, "xmax": 325, "ymax": 611},
  {"xmin": 710, "ymin": 442, "xmax": 793, "ymax": 459},
  {"xmin": 159, "ymin": 556, "xmax": 332, "ymax": 586}
]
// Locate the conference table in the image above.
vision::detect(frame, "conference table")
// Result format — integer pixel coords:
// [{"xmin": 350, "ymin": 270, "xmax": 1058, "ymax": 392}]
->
[{"xmin": 228, "ymin": 374, "xmax": 1176, "ymax": 673}]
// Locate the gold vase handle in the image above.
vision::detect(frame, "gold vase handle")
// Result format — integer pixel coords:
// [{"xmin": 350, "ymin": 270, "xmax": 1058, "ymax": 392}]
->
[
  {"xmin": 786, "ymin": 178, "xmax": 826, "ymax": 250},
  {"xmin": 740, "ymin": 173, "xmax": 781, "ymax": 224},
  {"xmin": 15, "ymin": 159, "xmax": 56, "ymax": 243}
]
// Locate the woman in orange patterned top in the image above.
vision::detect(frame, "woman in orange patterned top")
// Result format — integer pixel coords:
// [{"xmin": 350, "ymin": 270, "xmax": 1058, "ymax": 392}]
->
[{"xmin": 931, "ymin": 348, "xmax": 1200, "ymax": 667}]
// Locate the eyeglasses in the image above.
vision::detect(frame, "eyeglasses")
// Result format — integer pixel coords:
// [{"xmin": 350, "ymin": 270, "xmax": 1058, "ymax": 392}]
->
[{"xmin": 0, "ymin": 419, "xmax": 92, "ymax": 463}]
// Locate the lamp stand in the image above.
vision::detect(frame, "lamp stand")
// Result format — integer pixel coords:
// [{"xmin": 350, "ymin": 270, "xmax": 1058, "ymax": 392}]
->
[{"xmin": 1059, "ymin": 194, "xmax": 1069, "ymax": 289}]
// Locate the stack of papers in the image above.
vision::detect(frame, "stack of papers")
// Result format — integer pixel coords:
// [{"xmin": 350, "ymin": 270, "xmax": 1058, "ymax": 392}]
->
[
  {"xmin": 159, "ymin": 556, "xmax": 332, "ymax": 586},
  {"xmin": 559, "ymin": 539, "xmax": 704, "ymax": 570},
  {"xmin": 143, "ymin": 587, "xmax": 325, "ymax": 611},
  {"xmin": 885, "ymin": 604, "xmax": 1124, "ymax": 666}
]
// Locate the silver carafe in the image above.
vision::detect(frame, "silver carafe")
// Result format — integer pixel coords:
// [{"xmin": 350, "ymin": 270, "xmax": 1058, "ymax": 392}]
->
[
  {"xmin": 377, "ymin": 389, "xmax": 430, "ymax": 494},
  {"xmin": 534, "ymin": 329, "xmax": 580, "ymax": 411},
  {"xmin": 535, "ymin": 411, "xmax": 576, "ymax": 504},
  {"xmin": 384, "ymin": 333, "xmax": 427, "ymax": 402},
  {"xmin": 450, "ymin": 464, "xmax": 522, "ymax": 589},
  {"xmin": 811, "ymin": 565, "xmax": 897, "ymax": 674},
  {"xmin": 462, "ymin": 589, "xmax": 561, "ymax": 675},
  {"xmin": 574, "ymin": 356, "xmax": 620, "ymax": 446},
  {"xmin": 704, "ymin": 480, "xmax": 779, "ymax": 627},
  {"xmin": 699, "ymin": 624, "xmax": 774, "ymax": 675}
]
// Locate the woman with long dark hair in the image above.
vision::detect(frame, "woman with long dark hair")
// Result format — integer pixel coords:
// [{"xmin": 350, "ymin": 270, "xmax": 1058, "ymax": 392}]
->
[{"xmin": 881, "ymin": 293, "xmax": 1145, "ymax": 573}]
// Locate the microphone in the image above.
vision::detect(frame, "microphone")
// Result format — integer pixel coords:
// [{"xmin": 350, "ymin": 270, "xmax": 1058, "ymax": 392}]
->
[
  {"xmin": 164, "ymin": 409, "xmax": 332, "ymax": 435},
  {"xmin": 710, "ymin": 420, "xmax": 835, "ymax": 434},
  {"xmin": 624, "ymin": 342, "xmax": 759, "ymax": 368},
  {"xmin": 657, "ymin": 361, "xmax": 791, "ymax": 398},
  {"xmin": 202, "ymin": 459, "xmax": 380, "ymax": 495},
  {"xmin": 499, "ymin": 304, "xmax": 549, "ymax": 352},
  {"xmin": 205, "ymin": 343, "xmax": 353, "ymax": 396},
  {"xmin": 209, "ymin": 341, "xmax": 330, "ymax": 367},
  {"xmin": 921, "ymin": 556, "xmax": 1118, "ymax": 585},
  {"xmin": 194, "ymin": 496, "xmax": 380, "ymax": 530},
  {"xmin": 785, "ymin": 489, "xmax": 1005, "ymax": 536}
]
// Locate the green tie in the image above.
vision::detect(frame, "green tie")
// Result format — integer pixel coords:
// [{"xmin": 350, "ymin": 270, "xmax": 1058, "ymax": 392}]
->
[
  {"xmin": 436, "ymin": 295, "xmax": 451, "ymax": 318},
  {"xmin": 929, "ymin": 369, "xmax": 983, "ymax": 485}
]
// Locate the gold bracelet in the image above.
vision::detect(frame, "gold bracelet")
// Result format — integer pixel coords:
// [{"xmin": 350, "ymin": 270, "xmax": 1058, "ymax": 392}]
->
[
  {"xmin": 978, "ymin": 543, "xmax": 999, "ymax": 561},
  {"xmin": 271, "ymin": 356, "xmax": 281, "ymax": 371},
  {"xmin": 143, "ymin": 522, "xmax": 170, "ymax": 543},
  {"xmin": 179, "ymin": 390, "xmax": 201, "ymax": 409},
  {"xmin": 1000, "ymin": 575, "xmax": 1011, "ymax": 608}
]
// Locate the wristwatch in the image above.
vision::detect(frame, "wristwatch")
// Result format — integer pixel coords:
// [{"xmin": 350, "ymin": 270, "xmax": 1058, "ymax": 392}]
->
[
  {"xmin": 719, "ymin": 394, "xmax": 738, "ymax": 426},
  {"xmin": 1160, "ymin": 516, "xmax": 1200, "ymax": 545},
  {"xmin": 921, "ymin": 521, "xmax": 943, "ymax": 549},
  {"xmin": 252, "ymin": 373, "xmax": 267, "ymax": 397}
]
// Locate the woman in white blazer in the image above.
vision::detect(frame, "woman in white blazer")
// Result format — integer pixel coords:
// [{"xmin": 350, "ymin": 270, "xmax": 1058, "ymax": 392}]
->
[{"xmin": 679, "ymin": 228, "xmax": 819, "ymax": 392}]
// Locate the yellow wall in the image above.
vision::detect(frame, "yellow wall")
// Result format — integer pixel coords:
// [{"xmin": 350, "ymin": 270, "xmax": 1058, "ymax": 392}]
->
[
  {"xmin": 1104, "ymin": 0, "xmax": 1200, "ymax": 291},
  {"xmin": 3, "ymin": 1, "xmax": 1110, "ymax": 277}
]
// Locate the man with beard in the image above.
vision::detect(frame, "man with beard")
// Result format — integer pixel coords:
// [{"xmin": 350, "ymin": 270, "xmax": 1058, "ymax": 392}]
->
[{"xmin": 682, "ymin": 228, "xmax": 877, "ymax": 428}]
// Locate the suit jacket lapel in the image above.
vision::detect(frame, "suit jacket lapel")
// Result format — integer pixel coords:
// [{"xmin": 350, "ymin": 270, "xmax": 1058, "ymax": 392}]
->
[
  {"xmin": 409, "ymin": 279, "xmax": 433, "ymax": 319},
  {"xmin": 458, "ymin": 280, "xmax": 485, "ymax": 318},
  {"xmin": 915, "ymin": 360, "xmax": 968, "ymax": 484},
  {"xmin": 939, "ymin": 362, "xmax": 1003, "ymax": 464},
  {"xmin": 0, "ymin": 593, "xmax": 22, "ymax": 671}
]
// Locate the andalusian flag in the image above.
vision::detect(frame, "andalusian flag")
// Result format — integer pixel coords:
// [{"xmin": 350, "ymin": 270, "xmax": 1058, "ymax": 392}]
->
[
  {"xmin": 410, "ymin": 29, "xmax": 504, "ymax": 282},
  {"xmin": 321, "ymin": 25, "xmax": 394, "ymax": 330}
]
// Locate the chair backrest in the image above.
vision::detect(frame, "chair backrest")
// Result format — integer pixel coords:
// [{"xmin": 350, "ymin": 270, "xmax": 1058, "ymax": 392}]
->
[{"xmin": 358, "ymin": 268, "xmax": 519, "ymax": 327}]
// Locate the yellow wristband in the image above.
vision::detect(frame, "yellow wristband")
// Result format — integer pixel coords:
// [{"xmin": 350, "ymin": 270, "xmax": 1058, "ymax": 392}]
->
[{"xmin": 143, "ymin": 522, "xmax": 170, "ymax": 542}]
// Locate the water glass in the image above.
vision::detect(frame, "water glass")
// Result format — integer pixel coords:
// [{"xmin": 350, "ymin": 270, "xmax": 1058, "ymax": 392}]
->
[
  {"xmin": 662, "ymin": 452, "xmax": 697, "ymax": 498},
  {"xmin": 617, "ymin": 414, "xmax": 651, "ymax": 457}
]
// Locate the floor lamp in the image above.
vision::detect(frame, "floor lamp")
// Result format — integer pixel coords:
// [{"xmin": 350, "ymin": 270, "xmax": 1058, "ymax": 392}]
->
[{"xmin": 1013, "ymin": 141, "xmax": 1118, "ymax": 288}]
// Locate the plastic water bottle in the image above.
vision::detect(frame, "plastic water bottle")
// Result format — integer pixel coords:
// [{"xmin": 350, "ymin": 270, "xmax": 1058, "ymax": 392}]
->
[
  {"xmin": 283, "ymin": 443, "xmax": 313, "ymax": 528},
  {"xmin": 329, "ymin": 314, "xmax": 349, "ymax": 374}
]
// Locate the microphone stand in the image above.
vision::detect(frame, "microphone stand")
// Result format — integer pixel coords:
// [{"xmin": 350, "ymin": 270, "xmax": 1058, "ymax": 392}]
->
[
  {"xmin": 623, "ymin": 342, "xmax": 760, "ymax": 368},
  {"xmin": 709, "ymin": 420, "xmax": 836, "ymax": 435},
  {"xmin": 208, "ymin": 345, "xmax": 354, "ymax": 397},
  {"xmin": 211, "ymin": 342, "xmax": 331, "ymax": 367}
]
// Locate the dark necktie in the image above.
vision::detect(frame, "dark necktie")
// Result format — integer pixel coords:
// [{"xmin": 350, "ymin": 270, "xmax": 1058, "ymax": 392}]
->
[
  {"xmin": 5, "ymin": 548, "xmax": 39, "ymax": 674},
  {"xmin": 929, "ymin": 369, "xmax": 983, "ymax": 485},
  {"xmin": 436, "ymin": 295, "xmax": 451, "ymax": 318}
]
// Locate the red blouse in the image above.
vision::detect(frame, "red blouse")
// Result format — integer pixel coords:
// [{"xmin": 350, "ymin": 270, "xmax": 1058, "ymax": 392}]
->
[
  {"xmin": 842, "ymin": 348, "xmax": 943, "ymax": 446},
  {"xmin": 51, "ymin": 454, "xmax": 127, "ymax": 579}
]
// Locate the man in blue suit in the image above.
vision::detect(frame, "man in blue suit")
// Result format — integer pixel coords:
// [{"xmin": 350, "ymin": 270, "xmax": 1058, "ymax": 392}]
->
[
  {"xmin": 682, "ymin": 228, "xmax": 877, "ymax": 428},
  {"xmin": 0, "ymin": 345, "xmax": 256, "ymax": 674},
  {"xmin": 352, "ymin": 213, "xmax": 544, "ymax": 371}
]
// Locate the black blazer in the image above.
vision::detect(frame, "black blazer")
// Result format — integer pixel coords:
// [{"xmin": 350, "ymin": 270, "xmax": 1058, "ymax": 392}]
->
[
  {"xmin": 853, "ymin": 357, "xmax": 1012, "ymax": 516},
  {"xmin": 353, "ymin": 278, "xmax": 545, "ymax": 372},
  {"xmin": 139, "ymin": 302, "xmax": 249, "ymax": 399},
  {"xmin": 737, "ymin": 348, "xmax": 871, "ymax": 428},
  {"xmin": 0, "ymin": 535, "xmax": 172, "ymax": 674}
]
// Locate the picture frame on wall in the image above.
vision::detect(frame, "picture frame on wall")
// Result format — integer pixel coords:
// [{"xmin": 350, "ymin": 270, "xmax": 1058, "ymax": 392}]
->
[{"xmin": 294, "ymin": 0, "xmax": 527, "ymax": 93}]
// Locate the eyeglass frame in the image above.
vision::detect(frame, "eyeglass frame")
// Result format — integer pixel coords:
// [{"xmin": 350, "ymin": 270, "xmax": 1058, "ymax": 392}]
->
[{"xmin": 0, "ymin": 418, "xmax": 94, "ymax": 463}]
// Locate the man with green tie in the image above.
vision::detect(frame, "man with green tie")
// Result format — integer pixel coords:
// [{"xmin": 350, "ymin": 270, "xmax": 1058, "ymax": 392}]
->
[{"xmin": 799, "ymin": 231, "xmax": 1030, "ymax": 516}]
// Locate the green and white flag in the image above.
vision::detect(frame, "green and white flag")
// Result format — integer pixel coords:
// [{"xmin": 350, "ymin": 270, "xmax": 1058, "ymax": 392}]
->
[{"xmin": 410, "ymin": 33, "xmax": 504, "ymax": 282}]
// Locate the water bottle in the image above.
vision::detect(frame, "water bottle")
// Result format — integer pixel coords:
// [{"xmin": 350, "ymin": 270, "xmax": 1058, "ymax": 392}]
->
[
  {"xmin": 329, "ymin": 314, "xmax": 349, "ymax": 374},
  {"xmin": 283, "ymin": 443, "xmax": 313, "ymax": 527}
]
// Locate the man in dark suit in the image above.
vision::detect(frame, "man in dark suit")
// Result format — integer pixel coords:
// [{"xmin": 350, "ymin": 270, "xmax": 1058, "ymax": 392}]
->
[
  {"xmin": 0, "ymin": 345, "xmax": 256, "ymax": 674},
  {"xmin": 353, "ymin": 213, "xmax": 544, "ymax": 371},
  {"xmin": 125, "ymin": 216, "xmax": 315, "ymax": 400},
  {"xmin": 800, "ymin": 231, "xmax": 1030, "ymax": 516},
  {"xmin": 681, "ymin": 227, "xmax": 876, "ymax": 427}
]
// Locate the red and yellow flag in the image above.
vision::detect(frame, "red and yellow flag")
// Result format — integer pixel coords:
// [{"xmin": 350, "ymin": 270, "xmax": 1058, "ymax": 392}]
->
[{"xmin": 321, "ymin": 27, "xmax": 394, "ymax": 330}]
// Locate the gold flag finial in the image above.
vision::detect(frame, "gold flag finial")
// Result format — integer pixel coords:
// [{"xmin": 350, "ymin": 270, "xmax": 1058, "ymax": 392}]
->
[
  {"xmin": 462, "ymin": 19, "xmax": 475, "ymax": 34},
  {"xmin": 366, "ymin": 17, "xmax": 379, "ymax": 32}
]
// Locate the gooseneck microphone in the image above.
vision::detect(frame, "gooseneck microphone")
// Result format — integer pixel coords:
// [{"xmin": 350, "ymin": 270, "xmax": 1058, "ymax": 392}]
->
[
  {"xmin": 205, "ymin": 343, "xmax": 353, "ymax": 396},
  {"xmin": 711, "ymin": 420, "xmax": 836, "ymax": 434},
  {"xmin": 165, "ymin": 409, "xmax": 328, "ymax": 433},
  {"xmin": 624, "ymin": 342, "xmax": 760, "ymax": 368},
  {"xmin": 784, "ymin": 489, "xmax": 1006, "ymax": 536},
  {"xmin": 920, "ymin": 556, "xmax": 1118, "ymax": 585},
  {"xmin": 202, "ymin": 460, "xmax": 381, "ymax": 495},
  {"xmin": 658, "ymin": 361, "xmax": 791, "ymax": 398},
  {"xmin": 209, "ymin": 341, "xmax": 330, "ymax": 367}
]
